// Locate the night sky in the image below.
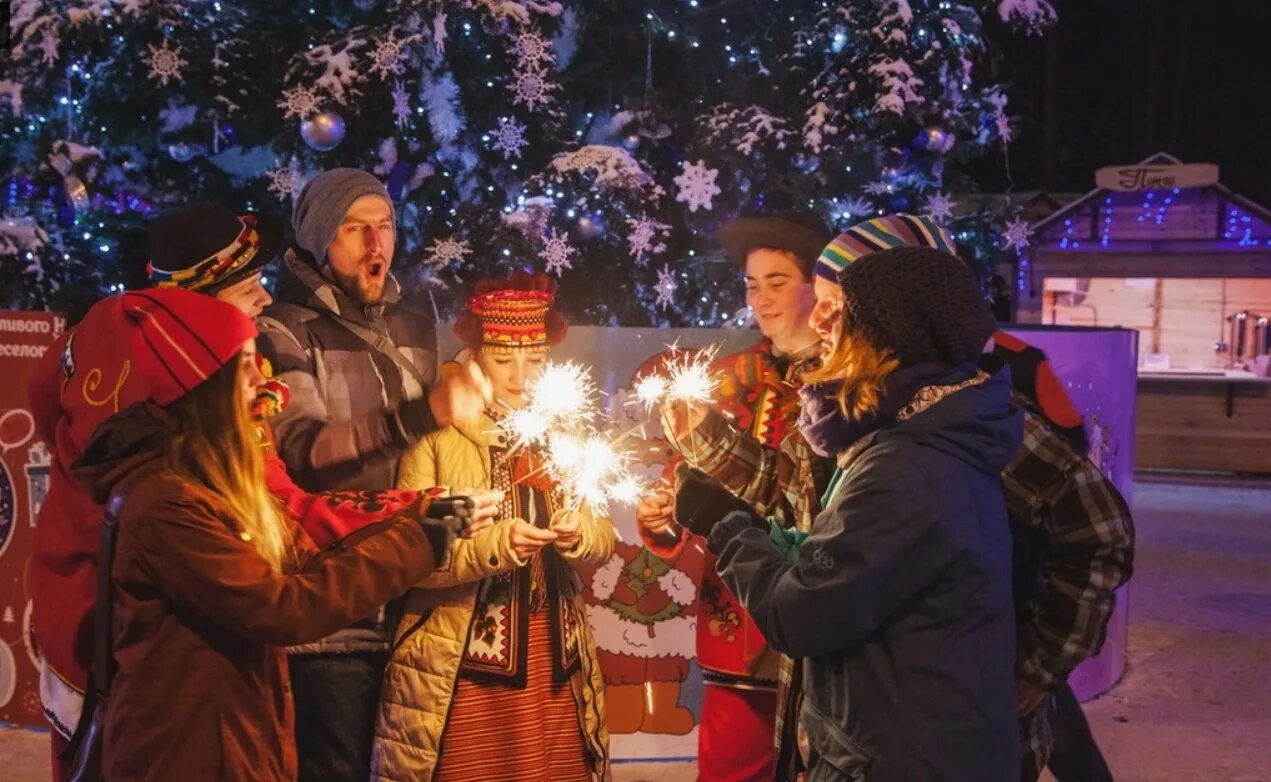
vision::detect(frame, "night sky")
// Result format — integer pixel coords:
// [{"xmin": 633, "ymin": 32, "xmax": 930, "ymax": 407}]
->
[{"xmin": 972, "ymin": 0, "xmax": 1271, "ymax": 205}]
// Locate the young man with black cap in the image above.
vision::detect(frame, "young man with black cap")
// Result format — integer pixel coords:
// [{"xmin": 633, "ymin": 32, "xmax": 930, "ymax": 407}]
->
[
  {"xmin": 255, "ymin": 169, "xmax": 488, "ymax": 781},
  {"xmin": 635, "ymin": 212, "xmax": 833, "ymax": 781}
]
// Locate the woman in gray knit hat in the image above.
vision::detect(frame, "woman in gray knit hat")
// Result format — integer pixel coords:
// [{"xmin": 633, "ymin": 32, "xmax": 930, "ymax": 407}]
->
[{"xmin": 670, "ymin": 246, "xmax": 1023, "ymax": 781}]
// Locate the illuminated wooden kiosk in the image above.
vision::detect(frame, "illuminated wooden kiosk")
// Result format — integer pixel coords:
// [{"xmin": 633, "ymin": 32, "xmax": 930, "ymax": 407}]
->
[{"xmin": 1017, "ymin": 153, "xmax": 1271, "ymax": 475}]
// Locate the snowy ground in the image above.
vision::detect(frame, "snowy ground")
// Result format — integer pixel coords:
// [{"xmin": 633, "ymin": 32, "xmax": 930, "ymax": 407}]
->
[{"xmin": 3, "ymin": 475, "xmax": 1269, "ymax": 781}]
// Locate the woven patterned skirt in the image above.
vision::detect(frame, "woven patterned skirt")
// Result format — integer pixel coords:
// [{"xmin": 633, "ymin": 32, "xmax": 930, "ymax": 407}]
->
[{"xmin": 433, "ymin": 609, "xmax": 592, "ymax": 782}]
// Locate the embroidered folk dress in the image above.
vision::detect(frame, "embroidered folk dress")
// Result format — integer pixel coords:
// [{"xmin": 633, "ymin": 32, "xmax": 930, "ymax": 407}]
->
[{"xmin": 372, "ymin": 411, "xmax": 614, "ymax": 782}]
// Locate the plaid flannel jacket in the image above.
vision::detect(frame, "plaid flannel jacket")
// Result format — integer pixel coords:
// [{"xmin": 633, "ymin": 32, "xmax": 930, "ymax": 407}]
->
[{"xmin": 1003, "ymin": 400, "xmax": 1136, "ymax": 691}]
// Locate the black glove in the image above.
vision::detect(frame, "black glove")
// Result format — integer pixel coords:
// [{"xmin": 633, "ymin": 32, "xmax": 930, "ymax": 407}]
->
[
  {"xmin": 672, "ymin": 462, "xmax": 764, "ymax": 538},
  {"xmin": 415, "ymin": 495, "xmax": 473, "ymax": 559}
]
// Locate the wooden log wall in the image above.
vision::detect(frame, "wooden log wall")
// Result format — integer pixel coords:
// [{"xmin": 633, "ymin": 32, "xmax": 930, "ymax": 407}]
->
[
  {"xmin": 1044, "ymin": 278, "xmax": 1271, "ymax": 368},
  {"xmin": 1137, "ymin": 378, "xmax": 1271, "ymax": 473}
]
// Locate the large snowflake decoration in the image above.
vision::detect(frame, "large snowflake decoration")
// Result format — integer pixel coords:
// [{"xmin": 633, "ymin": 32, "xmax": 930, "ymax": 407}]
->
[
  {"xmin": 539, "ymin": 228, "xmax": 575, "ymax": 276},
  {"xmin": 509, "ymin": 68, "xmax": 555, "ymax": 110},
  {"xmin": 391, "ymin": 80, "xmax": 411, "ymax": 128},
  {"xmin": 835, "ymin": 196, "xmax": 877, "ymax": 220},
  {"xmin": 653, "ymin": 264, "xmax": 677, "ymax": 310},
  {"xmin": 491, "ymin": 117, "xmax": 529, "ymax": 159},
  {"xmin": 511, "ymin": 31, "xmax": 554, "ymax": 68},
  {"xmin": 278, "ymin": 86, "xmax": 321, "ymax": 119},
  {"xmin": 266, "ymin": 163, "xmax": 300, "ymax": 200},
  {"xmin": 924, "ymin": 192, "xmax": 957, "ymax": 223},
  {"xmin": 1003, "ymin": 218, "xmax": 1032, "ymax": 252},
  {"xmin": 425, "ymin": 236, "xmax": 472, "ymax": 267},
  {"xmin": 673, "ymin": 160, "xmax": 721, "ymax": 213},
  {"xmin": 626, "ymin": 215, "xmax": 669, "ymax": 267},
  {"xmin": 369, "ymin": 31, "xmax": 409, "ymax": 79},
  {"xmin": 145, "ymin": 39, "xmax": 188, "ymax": 87}
]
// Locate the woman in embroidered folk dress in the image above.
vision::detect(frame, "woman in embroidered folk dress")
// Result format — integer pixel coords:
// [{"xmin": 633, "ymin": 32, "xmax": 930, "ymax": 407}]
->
[{"xmin": 372, "ymin": 272, "xmax": 613, "ymax": 782}]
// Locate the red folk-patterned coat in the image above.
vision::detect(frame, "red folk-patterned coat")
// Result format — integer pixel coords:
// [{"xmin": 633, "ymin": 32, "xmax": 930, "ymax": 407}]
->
[{"xmin": 640, "ymin": 339, "xmax": 806, "ymax": 686}]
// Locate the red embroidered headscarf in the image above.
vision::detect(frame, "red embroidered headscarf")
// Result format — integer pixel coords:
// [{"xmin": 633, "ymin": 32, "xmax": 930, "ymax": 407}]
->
[{"xmin": 454, "ymin": 271, "xmax": 568, "ymax": 350}]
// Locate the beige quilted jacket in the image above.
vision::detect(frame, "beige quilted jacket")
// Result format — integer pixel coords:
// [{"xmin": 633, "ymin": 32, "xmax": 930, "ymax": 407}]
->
[{"xmin": 370, "ymin": 413, "xmax": 613, "ymax": 782}]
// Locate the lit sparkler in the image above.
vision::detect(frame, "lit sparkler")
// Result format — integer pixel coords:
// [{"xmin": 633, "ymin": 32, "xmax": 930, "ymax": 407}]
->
[
  {"xmin": 505, "ymin": 360, "xmax": 648, "ymax": 515},
  {"xmin": 631, "ymin": 344, "xmax": 721, "ymax": 409}
]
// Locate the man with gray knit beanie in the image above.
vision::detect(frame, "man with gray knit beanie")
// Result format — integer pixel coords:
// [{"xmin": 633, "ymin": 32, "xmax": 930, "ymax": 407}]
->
[{"xmin": 257, "ymin": 168, "xmax": 488, "ymax": 781}]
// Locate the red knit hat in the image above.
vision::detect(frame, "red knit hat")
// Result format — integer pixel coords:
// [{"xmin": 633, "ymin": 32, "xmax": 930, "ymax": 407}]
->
[
  {"xmin": 453, "ymin": 272, "xmax": 567, "ymax": 350},
  {"xmin": 58, "ymin": 289, "xmax": 257, "ymax": 446}
]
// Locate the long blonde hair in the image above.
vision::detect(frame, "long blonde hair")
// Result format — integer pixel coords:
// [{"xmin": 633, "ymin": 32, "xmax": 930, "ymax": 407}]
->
[
  {"xmin": 166, "ymin": 354, "xmax": 292, "ymax": 572},
  {"xmin": 803, "ymin": 326, "xmax": 901, "ymax": 421}
]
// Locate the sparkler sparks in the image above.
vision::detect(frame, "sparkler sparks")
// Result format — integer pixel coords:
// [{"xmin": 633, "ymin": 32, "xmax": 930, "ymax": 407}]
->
[
  {"xmin": 630, "ymin": 344, "xmax": 721, "ymax": 409},
  {"xmin": 504, "ymin": 360, "xmax": 647, "ymax": 515}
]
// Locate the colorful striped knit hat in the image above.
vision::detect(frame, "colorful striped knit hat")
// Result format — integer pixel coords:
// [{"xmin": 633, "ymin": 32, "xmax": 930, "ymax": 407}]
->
[{"xmin": 814, "ymin": 214, "xmax": 957, "ymax": 281}]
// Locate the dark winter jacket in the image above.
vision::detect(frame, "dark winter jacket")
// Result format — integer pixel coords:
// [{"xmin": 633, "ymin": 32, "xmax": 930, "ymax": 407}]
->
[
  {"xmin": 74, "ymin": 403, "xmax": 449, "ymax": 782},
  {"xmin": 257, "ymin": 247, "xmax": 439, "ymax": 495},
  {"xmin": 710, "ymin": 367, "xmax": 1022, "ymax": 781}
]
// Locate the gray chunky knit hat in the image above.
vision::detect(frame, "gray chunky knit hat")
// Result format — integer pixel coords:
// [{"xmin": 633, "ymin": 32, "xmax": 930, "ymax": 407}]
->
[{"xmin": 291, "ymin": 168, "xmax": 394, "ymax": 262}]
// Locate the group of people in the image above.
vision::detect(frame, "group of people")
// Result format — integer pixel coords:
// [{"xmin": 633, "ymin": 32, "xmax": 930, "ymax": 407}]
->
[{"xmin": 23, "ymin": 165, "xmax": 1134, "ymax": 782}]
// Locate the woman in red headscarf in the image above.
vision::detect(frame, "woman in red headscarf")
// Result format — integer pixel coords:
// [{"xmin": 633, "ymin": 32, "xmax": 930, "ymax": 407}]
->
[{"xmin": 372, "ymin": 272, "xmax": 614, "ymax": 782}]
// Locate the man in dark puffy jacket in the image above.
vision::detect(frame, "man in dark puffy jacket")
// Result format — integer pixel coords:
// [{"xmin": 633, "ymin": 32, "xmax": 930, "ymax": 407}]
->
[{"xmin": 257, "ymin": 168, "xmax": 486, "ymax": 782}]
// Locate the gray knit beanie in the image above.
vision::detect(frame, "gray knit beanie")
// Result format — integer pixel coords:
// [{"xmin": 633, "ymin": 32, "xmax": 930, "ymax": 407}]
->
[{"xmin": 291, "ymin": 168, "xmax": 394, "ymax": 263}]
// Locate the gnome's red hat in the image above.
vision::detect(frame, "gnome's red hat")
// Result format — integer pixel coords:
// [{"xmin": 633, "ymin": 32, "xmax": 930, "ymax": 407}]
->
[{"xmin": 454, "ymin": 271, "xmax": 568, "ymax": 350}]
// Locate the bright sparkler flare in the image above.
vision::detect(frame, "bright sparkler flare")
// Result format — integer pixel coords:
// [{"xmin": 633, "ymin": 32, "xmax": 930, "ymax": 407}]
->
[
  {"xmin": 527, "ymin": 361, "xmax": 596, "ymax": 420},
  {"xmin": 633, "ymin": 374, "xmax": 669, "ymax": 409},
  {"xmin": 667, "ymin": 357, "xmax": 717, "ymax": 403},
  {"xmin": 629, "ymin": 344, "xmax": 721, "ymax": 410},
  {"xmin": 608, "ymin": 476, "xmax": 646, "ymax": 505},
  {"xmin": 503, "ymin": 360, "xmax": 656, "ymax": 514}
]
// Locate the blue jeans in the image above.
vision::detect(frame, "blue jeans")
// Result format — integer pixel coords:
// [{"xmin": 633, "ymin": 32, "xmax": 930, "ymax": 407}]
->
[{"xmin": 290, "ymin": 651, "xmax": 389, "ymax": 782}]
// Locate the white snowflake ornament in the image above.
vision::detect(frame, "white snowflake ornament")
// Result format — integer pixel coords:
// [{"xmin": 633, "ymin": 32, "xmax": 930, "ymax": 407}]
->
[
  {"xmin": 491, "ymin": 117, "xmax": 529, "ymax": 159},
  {"xmin": 626, "ymin": 215, "xmax": 669, "ymax": 267},
  {"xmin": 266, "ymin": 163, "xmax": 300, "ymax": 200},
  {"xmin": 654, "ymin": 264, "xmax": 677, "ymax": 310},
  {"xmin": 674, "ymin": 160, "xmax": 721, "ymax": 213},
  {"xmin": 509, "ymin": 68, "xmax": 555, "ymax": 110},
  {"xmin": 924, "ymin": 192, "xmax": 957, "ymax": 223},
  {"xmin": 369, "ymin": 31, "xmax": 409, "ymax": 80},
  {"xmin": 391, "ymin": 80, "xmax": 411, "ymax": 128},
  {"xmin": 835, "ymin": 196, "xmax": 876, "ymax": 220},
  {"xmin": 1003, "ymin": 218, "xmax": 1031, "ymax": 252},
  {"xmin": 539, "ymin": 228, "xmax": 575, "ymax": 276},
  {"xmin": 278, "ymin": 86, "xmax": 321, "ymax": 120},
  {"xmin": 511, "ymin": 31, "xmax": 554, "ymax": 68},
  {"xmin": 145, "ymin": 39, "xmax": 188, "ymax": 87},
  {"xmin": 425, "ymin": 236, "xmax": 472, "ymax": 267}
]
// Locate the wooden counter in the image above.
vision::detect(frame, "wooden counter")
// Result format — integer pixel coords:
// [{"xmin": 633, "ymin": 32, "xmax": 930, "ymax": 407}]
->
[{"xmin": 1136, "ymin": 371, "xmax": 1271, "ymax": 473}]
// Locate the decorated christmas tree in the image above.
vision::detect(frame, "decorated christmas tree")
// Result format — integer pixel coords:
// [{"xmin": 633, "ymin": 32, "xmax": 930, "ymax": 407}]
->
[{"xmin": 1, "ymin": 0, "xmax": 1055, "ymax": 324}]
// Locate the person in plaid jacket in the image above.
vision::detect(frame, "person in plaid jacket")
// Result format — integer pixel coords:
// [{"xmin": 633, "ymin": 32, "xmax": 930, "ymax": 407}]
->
[
  {"xmin": 654, "ymin": 215, "xmax": 1135, "ymax": 782},
  {"xmin": 637, "ymin": 212, "xmax": 832, "ymax": 781}
]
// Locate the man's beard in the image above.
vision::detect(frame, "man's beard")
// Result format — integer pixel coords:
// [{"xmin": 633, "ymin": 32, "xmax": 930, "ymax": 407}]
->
[{"xmin": 329, "ymin": 261, "xmax": 387, "ymax": 304}]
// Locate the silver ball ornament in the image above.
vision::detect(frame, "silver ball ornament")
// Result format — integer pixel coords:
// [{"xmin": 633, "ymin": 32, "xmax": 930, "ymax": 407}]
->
[
  {"xmin": 621, "ymin": 134, "xmax": 641, "ymax": 151},
  {"xmin": 168, "ymin": 142, "xmax": 196, "ymax": 163},
  {"xmin": 301, "ymin": 110, "xmax": 347, "ymax": 152}
]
